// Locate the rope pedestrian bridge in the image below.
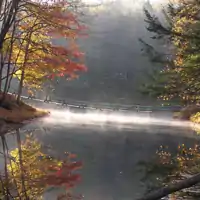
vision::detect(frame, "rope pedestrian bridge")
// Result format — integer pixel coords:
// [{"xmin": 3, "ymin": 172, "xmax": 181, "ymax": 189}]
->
[{"xmin": 18, "ymin": 94, "xmax": 183, "ymax": 113}]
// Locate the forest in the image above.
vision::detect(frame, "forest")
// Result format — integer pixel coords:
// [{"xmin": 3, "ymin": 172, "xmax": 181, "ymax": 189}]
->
[{"xmin": 1, "ymin": 0, "xmax": 200, "ymax": 200}]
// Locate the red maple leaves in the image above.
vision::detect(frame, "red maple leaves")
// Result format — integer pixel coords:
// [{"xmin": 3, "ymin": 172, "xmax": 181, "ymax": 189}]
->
[
  {"xmin": 43, "ymin": 151, "xmax": 83, "ymax": 190},
  {"xmin": 13, "ymin": 0, "xmax": 88, "ymax": 88}
]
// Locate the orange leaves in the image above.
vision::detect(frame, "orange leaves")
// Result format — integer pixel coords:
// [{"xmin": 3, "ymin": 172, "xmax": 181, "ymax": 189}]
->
[
  {"xmin": 72, "ymin": 51, "xmax": 85, "ymax": 58},
  {"xmin": 39, "ymin": 43, "xmax": 87, "ymax": 80},
  {"xmin": 57, "ymin": 193, "xmax": 83, "ymax": 200},
  {"xmin": 75, "ymin": 63, "xmax": 87, "ymax": 72},
  {"xmin": 8, "ymin": 135, "xmax": 83, "ymax": 199},
  {"xmin": 32, "ymin": 0, "xmax": 83, "ymax": 38},
  {"xmin": 68, "ymin": 153, "xmax": 77, "ymax": 159},
  {"xmin": 46, "ymin": 161, "xmax": 82, "ymax": 189},
  {"xmin": 51, "ymin": 46, "xmax": 69, "ymax": 56},
  {"xmin": 7, "ymin": 0, "xmax": 88, "ymax": 90}
]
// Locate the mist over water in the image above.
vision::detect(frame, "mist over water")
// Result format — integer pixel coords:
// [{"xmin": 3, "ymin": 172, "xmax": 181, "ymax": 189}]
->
[
  {"xmin": 42, "ymin": 108, "xmax": 197, "ymax": 130},
  {"xmin": 30, "ymin": 106, "xmax": 197, "ymax": 200},
  {"xmin": 2, "ymin": 1, "xmax": 199, "ymax": 200}
]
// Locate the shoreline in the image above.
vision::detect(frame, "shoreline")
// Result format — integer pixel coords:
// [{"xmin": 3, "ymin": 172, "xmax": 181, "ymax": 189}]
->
[{"xmin": 0, "ymin": 93, "xmax": 50, "ymax": 135}]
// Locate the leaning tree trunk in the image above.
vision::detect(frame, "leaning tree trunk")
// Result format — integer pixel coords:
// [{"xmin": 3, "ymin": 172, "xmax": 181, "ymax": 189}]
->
[
  {"xmin": 16, "ymin": 129, "xmax": 29, "ymax": 199},
  {"xmin": 17, "ymin": 69, "xmax": 25, "ymax": 103},
  {"xmin": 0, "ymin": 0, "xmax": 20, "ymax": 50},
  {"xmin": 137, "ymin": 173, "xmax": 200, "ymax": 200},
  {"xmin": 16, "ymin": 28, "xmax": 34, "ymax": 104}
]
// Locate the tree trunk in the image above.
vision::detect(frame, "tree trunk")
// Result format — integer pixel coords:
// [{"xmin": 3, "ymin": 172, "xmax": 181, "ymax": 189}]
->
[
  {"xmin": 16, "ymin": 129, "xmax": 29, "ymax": 199},
  {"xmin": 0, "ymin": 66, "xmax": 3, "ymax": 90},
  {"xmin": 2, "ymin": 21, "xmax": 16, "ymax": 102},
  {"xmin": 6, "ymin": 69, "xmax": 14, "ymax": 93},
  {"xmin": 3, "ymin": 63, "xmax": 11, "ymax": 95},
  {"xmin": 0, "ymin": 0, "xmax": 20, "ymax": 50},
  {"xmin": 1, "ymin": 136, "xmax": 10, "ymax": 200},
  {"xmin": 16, "ymin": 17, "xmax": 38, "ymax": 104},
  {"xmin": 0, "ymin": 49, "xmax": 6, "ymax": 91},
  {"xmin": 137, "ymin": 173, "xmax": 200, "ymax": 200},
  {"xmin": 17, "ymin": 69, "xmax": 24, "ymax": 103}
]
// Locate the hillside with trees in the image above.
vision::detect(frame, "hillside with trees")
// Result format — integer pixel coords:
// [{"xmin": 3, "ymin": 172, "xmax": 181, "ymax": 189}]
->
[
  {"xmin": 140, "ymin": 0, "xmax": 200, "ymax": 105},
  {"xmin": 23, "ymin": 0, "xmax": 162, "ymax": 105},
  {"xmin": 137, "ymin": 0, "xmax": 200, "ymax": 200},
  {"xmin": 0, "ymin": 0, "xmax": 87, "ymax": 122}
]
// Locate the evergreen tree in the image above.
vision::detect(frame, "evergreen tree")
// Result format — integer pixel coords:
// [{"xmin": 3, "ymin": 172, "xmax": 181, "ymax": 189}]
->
[{"xmin": 140, "ymin": 0, "xmax": 200, "ymax": 104}]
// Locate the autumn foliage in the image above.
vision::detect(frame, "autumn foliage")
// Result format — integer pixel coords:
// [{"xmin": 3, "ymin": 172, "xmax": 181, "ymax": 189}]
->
[
  {"xmin": 141, "ymin": 0, "xmax": 200, "ymax": 104},
  {"xmin": 153, "ymin": 144, "xmax": 200, "ymax": 199},
  {"xmin": 0, "ymin": 0, "xmax": 87, "ymax": 100},
  {"xmin": 45, "ymin": 160, "xmax": 82, "ymax": 188},
  {"xmin": 6, "ymin": 134, "xmax": 82, "ymax": 199}
]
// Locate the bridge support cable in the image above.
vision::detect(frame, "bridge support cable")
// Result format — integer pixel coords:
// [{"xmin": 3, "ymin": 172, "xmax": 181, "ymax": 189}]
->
[{"xmin": 7, "ymin": 92, "xmax": 182, "ymax": 112}]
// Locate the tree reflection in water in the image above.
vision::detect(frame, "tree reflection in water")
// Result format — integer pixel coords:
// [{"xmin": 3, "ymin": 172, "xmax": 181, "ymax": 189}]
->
[
  {"xmin": 140, "ymin": 143, "xmax": 200, "ymax": 200},
  {"xmin": 0, "ymin": 129, "xmax": 82, "ymax": 200}
]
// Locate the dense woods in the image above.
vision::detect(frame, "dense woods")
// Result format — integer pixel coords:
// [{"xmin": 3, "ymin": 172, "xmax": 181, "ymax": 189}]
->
[
  {"xmin": 0, "ymin": 1, "xmax": 87, "ymax": 198},
  {"xmin": 3, "ymin": 0, "xmax": 200, "ymax": 200},
  {"xmin": 0, "ymin": 0, "xmax": 87, "ymax": 102},
  {"xmin": 140, "ymin": 0, "xmax": 200, "ymax": 105},
  {"xmin": 138, "ymin": 0, "xmax": 200, "ymax": 200}
]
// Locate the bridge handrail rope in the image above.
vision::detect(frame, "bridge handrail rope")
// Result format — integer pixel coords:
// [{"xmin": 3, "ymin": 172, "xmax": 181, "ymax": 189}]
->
[
  {"xmin": 6, "ymin": 85, "xmax": 183, "ymax": 112},
  {"xmin": 10, "ymin": 92, "xmax": 182, "ymax": 112}
]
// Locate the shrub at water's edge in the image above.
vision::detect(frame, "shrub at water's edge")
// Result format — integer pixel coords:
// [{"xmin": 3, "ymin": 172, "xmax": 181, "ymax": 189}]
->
[
  {"xmin": 172, "ymin": 106, "xmax": 200, "ymax": 134},
  {"xmin": 190, "ymin": 112, "xmax": 200, "ymax": 123},
  {"xmin": 0, "ymin": 93, "xmax": 49, "ymax": 123},
  {"xmin": 190, "ymin": 112, "xmax": 200, "ymax": 134},
  {"xmin": 173, "ymin": 105, "xmax": 200, "ymax": 121}
]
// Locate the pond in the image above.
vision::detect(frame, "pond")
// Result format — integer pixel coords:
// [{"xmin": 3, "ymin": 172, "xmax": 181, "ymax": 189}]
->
[{"xmin": 0, "ymin": 102, "xmax": 199, "ymax": 200}]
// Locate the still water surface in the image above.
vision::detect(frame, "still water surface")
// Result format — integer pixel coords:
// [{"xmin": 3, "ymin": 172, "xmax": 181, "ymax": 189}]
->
[{"xmin": 2, "ymin": 102, "xmax": 199, "ymax": 200}]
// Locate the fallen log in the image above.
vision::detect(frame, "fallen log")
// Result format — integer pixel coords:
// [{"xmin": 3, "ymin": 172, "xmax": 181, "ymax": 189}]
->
[{"xmin": 137, "ymin": 173, "xmax": 200, "ymax": 200}]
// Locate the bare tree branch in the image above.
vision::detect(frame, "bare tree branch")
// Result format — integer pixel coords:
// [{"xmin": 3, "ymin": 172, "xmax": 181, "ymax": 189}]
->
[{"xmin": 0, "ymin": 0, "xmax": 21, "ymax": 49}]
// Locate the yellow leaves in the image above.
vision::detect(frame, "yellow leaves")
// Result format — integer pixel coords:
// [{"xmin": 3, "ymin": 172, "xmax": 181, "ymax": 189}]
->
[
  {"xmin": 7, "ymin": 135, "xmax": 49, "ymax": 198},
  {"xmin": 172, "ymin": 4, "xmax": 198, "ymax": 41},
  {"xmin": 13, "ymin": 70, "xmax": 22, "ymax": 80},
  {"xmin": 156, "ymin": 142, "xmax": 200, "ymax": 178},
  {"xmin": 174, "ymin": 57, "xmax": 183, "ymax": 66},
  {"xmin": 190, "ymin": 112, "xmax": 200, "ymax": 124},
  {"xmin": 166, "ymin": 2, "xmax": 200, "ymax": 103},
  {"xmin": 1, "ymin": 0, "xmax": 86, "ymax": 95}
]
